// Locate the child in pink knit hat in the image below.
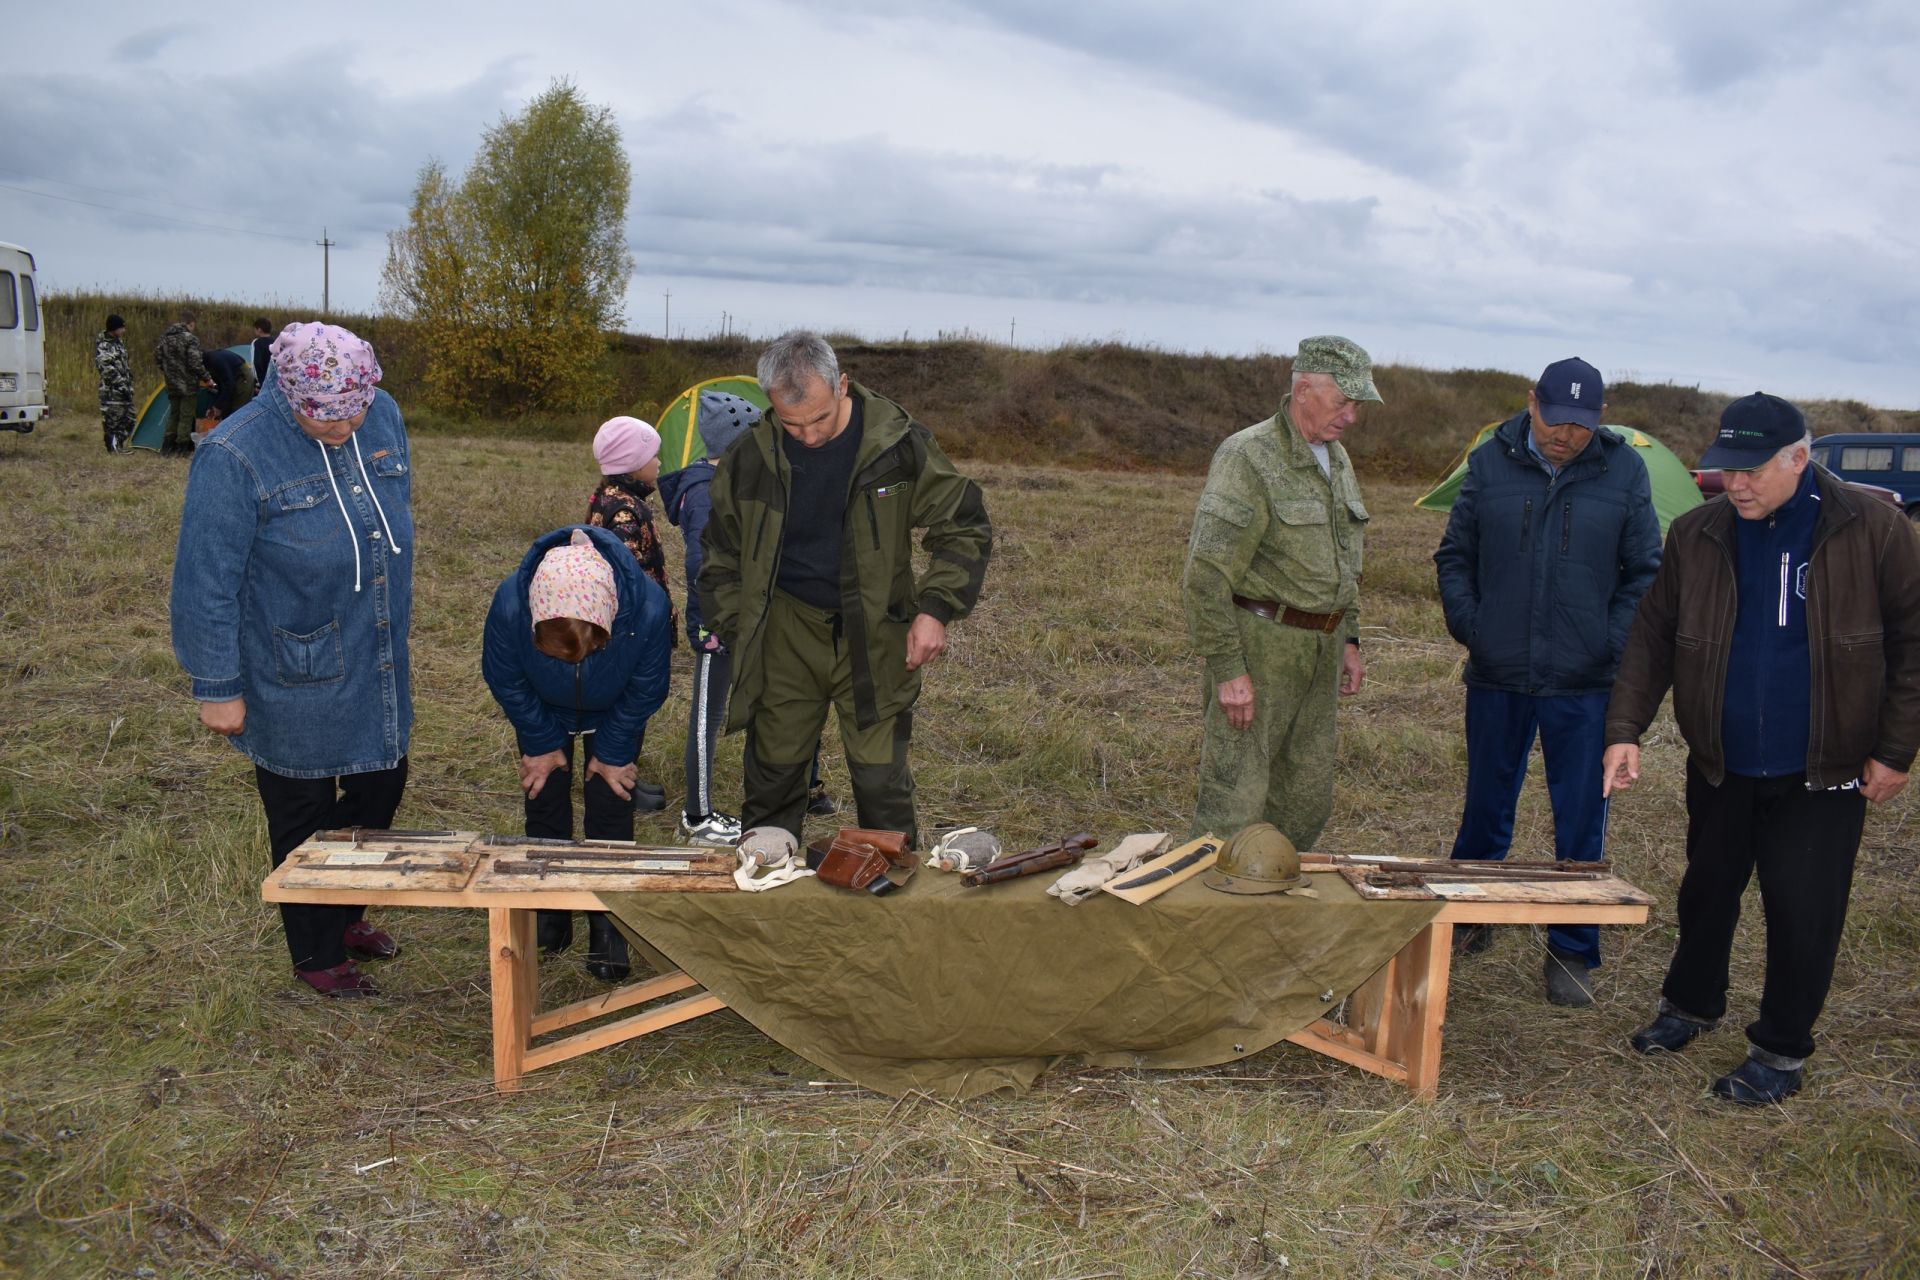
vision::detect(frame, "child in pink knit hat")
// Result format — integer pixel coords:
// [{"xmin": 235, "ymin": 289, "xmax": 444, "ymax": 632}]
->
[{"xmin": 585, "ymin": 416, "xmax": 675, "ymax": 811}]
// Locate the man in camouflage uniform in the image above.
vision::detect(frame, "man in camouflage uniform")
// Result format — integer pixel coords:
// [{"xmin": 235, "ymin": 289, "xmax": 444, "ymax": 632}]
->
[
  {"xmin": 1182, "ymin": 335, "xmax": 1380, "ymax": 849},
  {"xmin": 93, "ymin": 314, "xmax": 134, "ymax": 453},
  {"xmin": 153, "ymin": 309, "xmax": 210, "ymax": 456}
]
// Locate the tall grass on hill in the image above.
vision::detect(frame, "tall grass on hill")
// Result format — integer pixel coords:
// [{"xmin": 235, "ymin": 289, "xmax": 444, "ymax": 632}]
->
[
  {"xmin": 2, "ymin": 421, "xmax": 1915, "ymax": 1277},
  {"xmin": 43, "ymin": 293, "xmax": 1919, "ymax": 481}
]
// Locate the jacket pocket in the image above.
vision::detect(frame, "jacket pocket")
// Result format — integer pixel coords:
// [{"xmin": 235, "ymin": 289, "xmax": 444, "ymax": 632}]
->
[
  {"xmin": 1344, "ymin": 496, "xmax": 1370, "ymax": 523},
  {"xmin": 267, "ymin": 477, "xmax": 342, "ymax": 547},
  {"xmin": 1836, "ymin": 629, "xmax": 1884, "ymax": 664},
  {"xmin": 272, "ymin": 620, "xmax": 346, "ymax": 686},
  {"xmin": 1274, "ymin": 499, "xmax": 1328, "ymax": 526}
]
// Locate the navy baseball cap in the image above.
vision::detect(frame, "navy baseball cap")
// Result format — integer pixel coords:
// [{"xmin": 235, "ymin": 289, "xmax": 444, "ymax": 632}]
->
[
  {"xmin": 1698, "ymin": 393, "xmax": 1807, "ymax": 470},
  {"xmin": 1533, "ymin": 358, "xmax": 1604, "ymax": 430}
]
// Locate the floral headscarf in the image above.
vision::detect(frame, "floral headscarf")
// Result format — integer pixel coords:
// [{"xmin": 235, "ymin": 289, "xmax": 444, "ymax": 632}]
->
[
  {"xmin": 528, "ymin": 530, "xmax": 617, "ymax": 633},
  {"xmin": 270, "ymin": 321, "xmax": 382, "ymax": 421}
]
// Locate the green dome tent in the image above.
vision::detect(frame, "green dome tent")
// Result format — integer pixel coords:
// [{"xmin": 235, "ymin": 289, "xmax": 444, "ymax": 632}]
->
[
  {"xmin": 648, "ymin": 374, "xmax": 770, "ymax": 477},
  {"xmin": 1416, "ymin": 422, "xmax": 1703, "ymax": 534}
]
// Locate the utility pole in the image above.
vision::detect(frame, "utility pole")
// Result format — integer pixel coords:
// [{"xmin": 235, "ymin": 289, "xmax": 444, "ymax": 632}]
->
[
  {"xmin": 1010, "ymin": 317, "xmax": 1016, "ymax": 346},
  {"xmin": 316, "ymin": 227, "xmax": 335, "ymax": 316},
  {"xmin": 663, "ymin": 291, "xmax": 672, "ymax": 340}
]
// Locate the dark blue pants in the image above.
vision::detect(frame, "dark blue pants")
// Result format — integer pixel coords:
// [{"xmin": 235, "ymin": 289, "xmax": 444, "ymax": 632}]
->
[{"xmin": 1449, "ymin": 687, "xmax": 1610, "ymax": 965}]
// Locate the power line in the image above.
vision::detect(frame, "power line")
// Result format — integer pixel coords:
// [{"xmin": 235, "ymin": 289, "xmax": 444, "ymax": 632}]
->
[
  {"xmin": 0, "ymin": 167, "xmax": 275, "ymax": 225},
  {"xmin": 0, "ymin": 180, "xmax": 314, "ymax": 244}
]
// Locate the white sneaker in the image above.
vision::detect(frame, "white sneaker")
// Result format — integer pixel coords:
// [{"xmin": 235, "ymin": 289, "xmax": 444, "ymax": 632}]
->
[{"xmin": 679, "ymin": 811, "xmax": 742, "ymax": 846}]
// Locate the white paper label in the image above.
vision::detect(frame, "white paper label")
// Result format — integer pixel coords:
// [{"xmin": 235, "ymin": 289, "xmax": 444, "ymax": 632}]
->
[{"xmin": 322, "ymin": 851, "xmax": 390, "ymax": 866}]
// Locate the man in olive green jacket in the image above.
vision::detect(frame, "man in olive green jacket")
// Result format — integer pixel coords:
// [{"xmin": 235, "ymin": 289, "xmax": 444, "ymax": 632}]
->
[
  {"xmin": 699, "ymin": 331, "xmax": 991, "ymax": 847},
  {"xmin": 1182, "ymin": 336, "xmax": 1380, "ymax": 849}
]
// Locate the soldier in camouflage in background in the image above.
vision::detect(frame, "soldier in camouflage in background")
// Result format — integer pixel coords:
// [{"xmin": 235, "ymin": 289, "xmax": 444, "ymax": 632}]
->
[
  {"xmin": 94, "ymin": 313, "xmax": 134, "ymax": 453},
  {"xmin": 1182, "ymin": 335, "xmax": 1381, "ymax": 850},
  {"xmin": 153, "ymin": 308, "xmax": 211, "ymax": 456}
]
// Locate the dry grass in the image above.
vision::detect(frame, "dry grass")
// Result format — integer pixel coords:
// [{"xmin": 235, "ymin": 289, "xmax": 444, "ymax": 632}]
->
[{"xmin": 2, "ymin": 403, "xmax": 1916, "ymax": 1278}]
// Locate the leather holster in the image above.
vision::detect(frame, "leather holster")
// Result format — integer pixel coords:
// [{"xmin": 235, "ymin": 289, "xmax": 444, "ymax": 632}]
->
[{"xmin": 807, "ymin": 828, "xmax": 915, "ymax": 895}]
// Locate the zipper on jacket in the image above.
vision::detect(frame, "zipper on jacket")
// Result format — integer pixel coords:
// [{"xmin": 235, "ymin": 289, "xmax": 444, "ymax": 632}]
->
[
  {"xmin": 1520, "ymin": 499, "xmax": 1533, "ymax": 553},
  {"xmin": 1776, "ymin": 551, "xmax": 1789, "ymax": 627},
  {"xmin": 1561, "ymin": 501, "xmax": 1571, "ymax": 554},
  {"xmin": 751, "ymin": 503, "xmax": 771, "ymax": 561},
  {"xmin": 865, "ymin": 488, "xmax": 881, "ymax": 551}
]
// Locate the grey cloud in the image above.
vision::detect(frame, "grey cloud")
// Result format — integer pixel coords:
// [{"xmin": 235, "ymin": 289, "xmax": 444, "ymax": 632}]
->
[
  {"xmin": 111, "ymin": 24, "xmax": 203, "ymax": 65},
  {"xmin": 1656, "ymin": 0, "xmax": 1914, "ymax": 92},
  {"xmin": 923, "ymin": 0, "xmax": 1484, "ymax": 182},
  {"xmin": 624, "ymin": 128, "xmax": 1385, "ymax": 309},
  {"xmin": 1, "ymin": 55, "xmax": 525, "ymax": 254}
]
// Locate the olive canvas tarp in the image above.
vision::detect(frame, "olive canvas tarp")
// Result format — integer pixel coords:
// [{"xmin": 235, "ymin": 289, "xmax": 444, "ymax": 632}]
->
[
  {"xmin": 1416, "ymin": 422, "xmax": 1703, "ymax": 534},
  {"xmin": 603, "ymin": 867, "xmax": 1440, "ymax": 1099}
]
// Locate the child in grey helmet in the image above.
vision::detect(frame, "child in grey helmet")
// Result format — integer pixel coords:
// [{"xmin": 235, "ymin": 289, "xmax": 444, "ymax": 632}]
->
[{"xmin": 658, "ymin": 390, "xmax": 836, "ymax": 842}]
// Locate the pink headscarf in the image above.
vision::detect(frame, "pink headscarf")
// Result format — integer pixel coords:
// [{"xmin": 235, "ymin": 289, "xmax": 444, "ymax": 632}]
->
[
  {"xmin": 528, "ymin": 530, "xmax": 617, "ymax": 633},
  {"xmin": 270, "ymin": 321, "xmax": 382, "ymax": 421}
]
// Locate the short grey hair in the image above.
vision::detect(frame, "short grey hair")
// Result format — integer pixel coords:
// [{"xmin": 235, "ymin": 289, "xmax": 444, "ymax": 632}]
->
[
  {"xmin": 1772, "ymin": 431, "xmax": 1815, "ymax": 470},
  {"xmin": 1290, "ymin": 370, "xmax": 1332, "ymax": 397},
  {"xmin": 757, "ymin": 331, "xmax": 840, "ymax": 401}
]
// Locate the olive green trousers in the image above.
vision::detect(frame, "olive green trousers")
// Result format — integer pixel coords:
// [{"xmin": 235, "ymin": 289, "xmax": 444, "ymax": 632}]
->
[
  {"xmin": 1192, "ymin": 610, "xmax": 1342, "ymax": 850},
  {"xmin": 742, "ymin": 591, "xmax": 918, "ymax": 846}
]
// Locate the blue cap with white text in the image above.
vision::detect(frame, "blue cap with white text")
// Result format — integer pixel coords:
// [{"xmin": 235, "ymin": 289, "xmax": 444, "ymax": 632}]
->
[
  {"xmin": 1533, "ymin": 357, "xmax": 1604, "ymax": 430},
  {"xmin": 1697, "ymin": 392, "xmax": 1807, "ymax": 470}
]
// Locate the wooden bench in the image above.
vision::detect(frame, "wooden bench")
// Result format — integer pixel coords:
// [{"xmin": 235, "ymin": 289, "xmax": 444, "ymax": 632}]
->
[
  {"xmin": 262, "ymin": 830, "xmax": 729, "ymax": 1092},
  {"xmin": 264, "ymin": 833, "xmax": 1651, "ymax": 1097}
]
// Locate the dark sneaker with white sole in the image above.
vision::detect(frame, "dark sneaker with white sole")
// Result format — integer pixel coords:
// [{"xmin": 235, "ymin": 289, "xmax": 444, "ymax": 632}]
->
[{"xmin": 679, "ymin": 811, "xmax": 743, "ymax": 845}]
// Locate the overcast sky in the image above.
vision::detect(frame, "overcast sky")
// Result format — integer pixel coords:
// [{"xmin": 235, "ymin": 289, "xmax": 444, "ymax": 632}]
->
[{"xmin": 5, "ymin": 0, "xmax": 1917, "ymax": 407}]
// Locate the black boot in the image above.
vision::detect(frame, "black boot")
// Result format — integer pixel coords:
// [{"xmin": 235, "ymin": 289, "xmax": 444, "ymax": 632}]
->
[
  {"xmin": 536, "ymin": 910, "xmax": 573, "ymax": 956},
  {"xmin": 586, "ymin": 913, "xmax": 630, "ymax": 982}
]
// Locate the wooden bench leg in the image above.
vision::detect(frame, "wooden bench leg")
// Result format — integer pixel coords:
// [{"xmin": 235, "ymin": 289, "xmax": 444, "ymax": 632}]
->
[
  {"xmin": 1285, "ymin": 921, "xmax": 1457, "ymax": 1096},
  {"xmin": 1385, "ymin": 922, "xmax": 1452, "ymax": 1099},
  {"xmin": 489, "ymin": 907, "xmax": 536, "ymax": 1092}
]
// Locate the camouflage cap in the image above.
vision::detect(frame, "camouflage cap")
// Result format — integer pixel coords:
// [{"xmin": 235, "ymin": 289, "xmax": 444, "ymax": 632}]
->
[{"xmin": 1294, "ymin": 335, "xmax": 1383, "ymax": 405}]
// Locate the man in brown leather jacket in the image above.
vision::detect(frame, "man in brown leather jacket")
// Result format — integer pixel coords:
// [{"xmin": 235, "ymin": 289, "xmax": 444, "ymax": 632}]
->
[{"xmin": 1602, "ymin": 393, "xmax": 1920, "ymax": 1104}]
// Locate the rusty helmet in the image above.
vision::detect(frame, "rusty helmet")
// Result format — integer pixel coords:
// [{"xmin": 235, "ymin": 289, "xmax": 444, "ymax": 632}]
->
[{"xmin": 1204, "ymin": 822, "xmax": 1304, "ymax": 895}]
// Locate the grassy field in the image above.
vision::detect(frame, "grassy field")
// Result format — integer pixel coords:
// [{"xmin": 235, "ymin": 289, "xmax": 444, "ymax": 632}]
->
[{"xmin": 1, "ymin": 413, "xmax": 1915, "ymax": 1279}]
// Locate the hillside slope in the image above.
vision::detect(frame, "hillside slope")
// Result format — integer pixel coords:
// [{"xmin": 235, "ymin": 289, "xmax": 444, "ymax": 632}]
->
[{"xmin": 39, "ymin": 293, "xmax": 1919, "ymax": 478}]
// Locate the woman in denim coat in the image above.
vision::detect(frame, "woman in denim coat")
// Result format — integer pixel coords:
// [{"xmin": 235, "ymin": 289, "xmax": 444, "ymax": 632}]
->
[
  {"xmin": 171, "ymin": 323, "xmax": 413, "ymax": 997},
  {"xmin": 482, "ymin": 525, "xmax": 672, "ymax": 981}
]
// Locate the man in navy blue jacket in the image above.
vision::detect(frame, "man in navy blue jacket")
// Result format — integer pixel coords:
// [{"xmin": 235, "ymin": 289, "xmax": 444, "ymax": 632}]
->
[{"xmin": 1433, "ymin": 358, "xmax": 1663, "ymax": 1006}]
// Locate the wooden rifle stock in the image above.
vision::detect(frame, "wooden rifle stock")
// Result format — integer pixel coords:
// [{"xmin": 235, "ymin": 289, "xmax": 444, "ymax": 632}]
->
[{"xmin": 961, "ymin": 832, "xmax": 1097, "ymax": 887}]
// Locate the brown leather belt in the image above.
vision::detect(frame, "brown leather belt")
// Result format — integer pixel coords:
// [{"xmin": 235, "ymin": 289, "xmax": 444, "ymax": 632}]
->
[{"xmin": 1232, "ymin": 594, "xmax": 1345, "ymax": 633}]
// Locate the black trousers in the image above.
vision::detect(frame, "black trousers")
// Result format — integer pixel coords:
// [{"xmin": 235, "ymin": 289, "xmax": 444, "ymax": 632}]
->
[
  {"xmin": 525, "ymin": 736, "xmax": 635, "ymax": 940},
  {"xmin": 254, "ymin": 759, "xmax": 409, "ymax": 972},
  {"xmin": 1663, "ymin": 764, "xmax": 1866, "ymax": 1062},
  {"xmin": 523, "ymin": 736, "xmax": 634, "ymax": 843}
]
